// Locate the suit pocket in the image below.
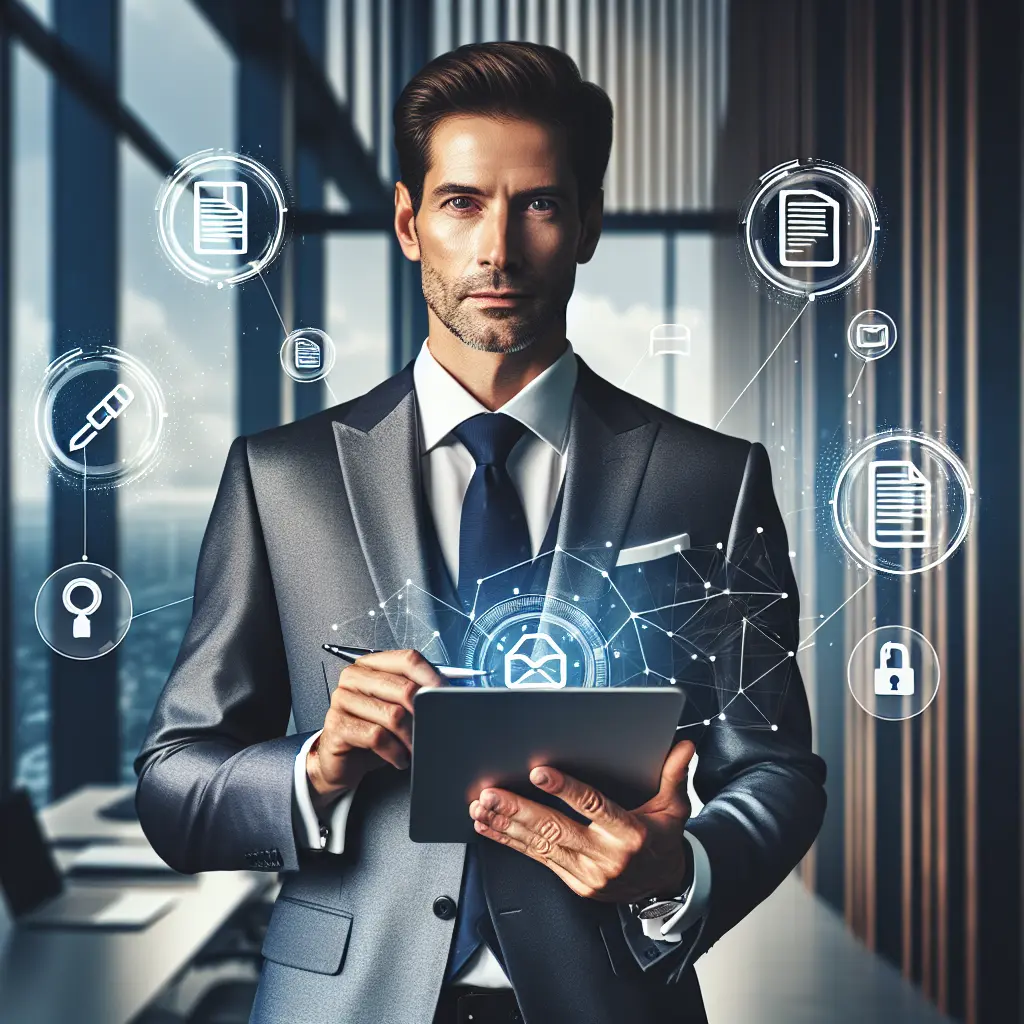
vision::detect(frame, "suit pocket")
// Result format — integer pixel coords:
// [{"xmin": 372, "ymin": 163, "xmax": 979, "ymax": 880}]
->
[{"xmin": 261, "ymin": 895, "xmax": 353, "ymax": 975}]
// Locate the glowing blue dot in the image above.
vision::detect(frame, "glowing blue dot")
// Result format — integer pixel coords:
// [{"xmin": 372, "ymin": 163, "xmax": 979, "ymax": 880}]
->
[
  {"xmin": 601, "ymin": 571, "xmax": 608, "ymax": 578},
  {"xmin": 719, "ymin": 712, "xmax": 726, "ymax": 720},
  {"xmin": 513, "ymin": 587, "xmax": 520, "ymax": 595},
  {"xmin": 691, "ymin": 654, "xmax": 698, "ymax": 660},
  {"xmin": 331, "ymin": 623, "xmax": 338, "ymax": 630},
  {"xmin": 573, "ymin": 594, "xmax": 579, "ymax": 601},
  {"xmin": 643, "ymin": 668, "xmax": 650, "ymax": 675},
  {"xmin": 605, "ymin": 541, "xmax": 612, "ymax": 548},
  {"xmin": 709, "ymin": 655, "xmax": 717, "ymax": 662},
  {"xmin": 704, "ymin": 582, "xmax": 711, "ymax": 590},
  {"xmin": 756, "ymin": 527, "xmax": 764, "ymax": 534},
  {"xmin": 771, "ymin": 724, "xmax": 778, "ymax": 732},
  {"xmin": 716, "ymin": 542, "xmax": 723, "ymax": 550}
]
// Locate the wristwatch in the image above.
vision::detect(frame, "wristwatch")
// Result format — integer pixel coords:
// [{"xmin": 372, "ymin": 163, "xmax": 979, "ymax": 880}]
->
[{"xmin": 633, "ymin": 836, "xmax": 695, "ymax": 939}]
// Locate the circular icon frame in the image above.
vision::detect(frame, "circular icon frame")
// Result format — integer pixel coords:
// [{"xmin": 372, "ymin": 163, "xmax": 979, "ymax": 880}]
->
[
  {"xmin": 155, "ymin": 150, "xmax": 288, "ymax": 287},
  {"xmin": 847, "ymin": 309, "xmax": 898, "ymax": 361},
  {"xmin": 35, "ymin": 561, "xmax": 133, "ymax": 660},
  {"xmin": 847, "ymin": 625, "xmax": 940, "ymax": 721},
  {"xmin": 831, "ymin": 432, "xmax": 974, "ymax": 576},
  {"xmin": 741, "ymin": 158, "xmax": 880, "ymax": 299},
  {"xmin": 34, "ymin": 346, "xmax": 167, "ymax": 488},
  {"xmin": 280, "ymin": 328, "xmax": 336, "ymax": 383}
]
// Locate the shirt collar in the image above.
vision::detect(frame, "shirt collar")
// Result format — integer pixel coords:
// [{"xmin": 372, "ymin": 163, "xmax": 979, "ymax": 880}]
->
[{"xmin": 412, "ymin": 339, "xmax": 578, "ymax": 456}]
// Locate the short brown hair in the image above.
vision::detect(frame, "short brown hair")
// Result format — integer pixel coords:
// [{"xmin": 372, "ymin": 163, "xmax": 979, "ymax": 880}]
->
[{"xmin": 393, "ymin": 41, "xmax": 613, "ymax": 216}]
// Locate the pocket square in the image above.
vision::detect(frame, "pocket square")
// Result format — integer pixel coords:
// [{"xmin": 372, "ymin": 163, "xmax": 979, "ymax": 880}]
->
[{"xmin": 615, "ymin": 532, "xmax": 691, "ymax": 567}]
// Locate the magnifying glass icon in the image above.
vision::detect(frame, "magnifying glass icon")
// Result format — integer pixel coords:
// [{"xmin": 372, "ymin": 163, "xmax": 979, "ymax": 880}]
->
[{"xmin": 62, "ymin": 577, "xmax": 103, "ymax": 639}]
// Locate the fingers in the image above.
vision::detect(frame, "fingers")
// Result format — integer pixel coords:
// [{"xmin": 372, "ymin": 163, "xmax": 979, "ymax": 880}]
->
[
  {"xmin": 333, "ymin": 688, "xmax": 412, "ymax": 751},
  {"xmin": 528, "ymin": 766, "xmax": 631, "ymax": 831},
  {"xmin": 469, "ymin": 789, "xmax": 589, "ymax": 858},
  {"xmin": 470, "ymin": 819, "xmax": 591, "ymax": 896},
  {"xmin": 321, "ymin": 708, "xmax": 410, "ymax": 771},
  {"xmin": 351, "ymin": 649, "xmax": 445, "ymax": 693}
]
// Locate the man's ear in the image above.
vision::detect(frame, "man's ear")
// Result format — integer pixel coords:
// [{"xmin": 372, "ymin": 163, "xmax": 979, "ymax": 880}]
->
[
  {"xmin": 394, "ymin": 181, "xmax": 421, "ymax": 262},
  {"xmin": 576, "ymin": 188, "xmax": 604, "ymax": 265}
]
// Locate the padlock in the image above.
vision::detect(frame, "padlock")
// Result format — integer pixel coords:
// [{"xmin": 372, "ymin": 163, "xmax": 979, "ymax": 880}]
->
[{"xmin": 874, "ymin": 641, "xmax": 914, "ymax": 696}]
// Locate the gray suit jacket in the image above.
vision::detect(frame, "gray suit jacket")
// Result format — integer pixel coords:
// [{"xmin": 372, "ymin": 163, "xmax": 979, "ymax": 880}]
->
[{"xmin": 134, "ymin": 358, "xmax": 826, "ymax": 1024}]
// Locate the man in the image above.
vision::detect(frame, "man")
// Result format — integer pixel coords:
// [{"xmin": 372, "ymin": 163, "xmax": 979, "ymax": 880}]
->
[{"xmin": 135, "ymin": 41, "xmax": 826, "ymax": 1024}]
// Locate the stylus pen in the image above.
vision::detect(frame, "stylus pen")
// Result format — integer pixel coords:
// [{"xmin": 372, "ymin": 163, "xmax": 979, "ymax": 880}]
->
[{"xmin": 321, "ymin": 643, "xmax": 490, "ymax": 680}]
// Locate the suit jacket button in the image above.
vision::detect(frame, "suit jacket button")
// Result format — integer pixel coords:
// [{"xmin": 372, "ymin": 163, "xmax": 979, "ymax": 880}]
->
[{"xmin": 433, "ymin": 896, "xmax": 457, "ymax": 921}]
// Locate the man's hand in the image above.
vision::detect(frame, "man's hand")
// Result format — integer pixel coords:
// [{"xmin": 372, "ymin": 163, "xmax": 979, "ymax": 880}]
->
[
  {"xmin": 307, "ymin": 649, "xmax": 443, "ymax": 808},
  {"xmin": 469, "ymin": 739, "xmax": 696, "ymax": 902}
]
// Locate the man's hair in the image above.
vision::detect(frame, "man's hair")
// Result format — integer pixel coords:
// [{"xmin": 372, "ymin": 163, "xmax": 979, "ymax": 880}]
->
[{"xmin": 393, "ymin": 41, "xmax": 613, "ymax": 217}]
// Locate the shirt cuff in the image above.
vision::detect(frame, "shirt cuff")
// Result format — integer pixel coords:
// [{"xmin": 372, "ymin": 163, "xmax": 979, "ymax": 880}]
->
[
  {"xmin": 291, "ymin": 729, "xmax": 358, "ymax": 854},
  {"xmin": 640, "ymin": 831, "xmax": 712, "ymax": 942}
]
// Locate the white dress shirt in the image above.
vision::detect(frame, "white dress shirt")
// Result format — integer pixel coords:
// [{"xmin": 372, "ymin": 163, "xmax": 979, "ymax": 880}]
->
[{"xmin": 291, "ymin": 338, "xmax": 710, "ymax": 986}]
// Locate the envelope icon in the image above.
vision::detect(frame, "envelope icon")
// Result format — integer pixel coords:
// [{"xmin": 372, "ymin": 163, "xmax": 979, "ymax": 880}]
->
[
  {"xmin": 856, "ymin": 323, "xmax": 889, "ymax": 349},
  {"xmin": 504, "ymin": 632, "xmax": 568, "ymax": 689}
]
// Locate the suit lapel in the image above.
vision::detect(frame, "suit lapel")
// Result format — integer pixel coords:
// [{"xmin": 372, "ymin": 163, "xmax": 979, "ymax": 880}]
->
[
  {"xmin": 548, "ymin": 359, "xmax": 660, "ymax": 603},
  {"xmin": 332, "ymin": 365, "xmax": 445, "ymax": 654}
]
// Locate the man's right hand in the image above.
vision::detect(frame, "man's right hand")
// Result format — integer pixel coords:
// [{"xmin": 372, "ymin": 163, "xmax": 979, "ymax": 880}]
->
[{"xmin": 306, "ymin": 649, "xmax": 444, "ymax": 810}]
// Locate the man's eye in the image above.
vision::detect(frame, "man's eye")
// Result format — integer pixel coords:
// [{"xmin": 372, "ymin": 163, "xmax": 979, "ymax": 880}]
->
[
  {"xmin": 445, "ymin": 197, "xmax": 474, "ymax": 210},
  {"xmin": 529, "ymin": 198, "xmax": 556, "ymax": 212}
]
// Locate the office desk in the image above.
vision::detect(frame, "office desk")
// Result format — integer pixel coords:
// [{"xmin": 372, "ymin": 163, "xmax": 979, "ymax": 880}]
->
[
  {"xmin": 0, "ymin": 785, "xmax": 274, "ymax": 1024},
  {"xmin": 39, "ymin": 783, "xmax": 147, "ymax": 846}
]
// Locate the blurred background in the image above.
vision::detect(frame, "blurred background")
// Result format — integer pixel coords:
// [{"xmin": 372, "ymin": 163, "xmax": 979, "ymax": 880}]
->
[{"xmin": 0, "ymin": 0, "xmax": 1020, "ymax": 1022}]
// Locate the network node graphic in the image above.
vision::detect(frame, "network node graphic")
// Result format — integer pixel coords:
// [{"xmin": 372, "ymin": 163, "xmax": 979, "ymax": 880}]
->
[
  {"xmin": 847, "ymin": 309, "xmax": 898, "ymax": 361},
  {"xmin": 848, "ymin": 625, "xmax": 940, "ymax": 721},
  {"xmin": 832, "ymin": 431, "xmax": 973, "ymax": 575},
  {"xmin": 156, "ymin": 150, "xmax": 288, "ymax": 287},
  {"xmin": 741, "ymin": 158, "xmax": 880, "ymax": 299},
  {"xmin": 325, "ymin": 531, "xmax": 799, "ymax": 732},
  {"xmin": 280, "ymin": 328, "xmax": 336, "ymax": 383},
  {"xmin": 462, "ymin": 594, "xmax": 609, "ymax": 689},
  {"xmin": 35, "ymin": 561, "xmax": 133, "ymax": 660},
  {"xmin": 34, "ymin": 346, "xmax": 167, "ymax": 488}
]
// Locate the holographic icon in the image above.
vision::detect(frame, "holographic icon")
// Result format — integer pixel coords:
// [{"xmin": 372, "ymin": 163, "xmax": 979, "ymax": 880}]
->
[
  {"xmin": 779, "ymin": 189, "xmax": 840, "ymax": 267},
  {"xmin": 504, "ymin": 632, "xmax": 568, "ymax": 688},
  {"xmin": 280, "ymin": 328, "xmax": 335, "ymax": 383},
  {"xmin": 847, "ymin": 310, "xmax": 898, "ymax": 361},
  {"xmin": 874, "ymin": 642, "xmax": 915, "ymax": 696},
  {"xmin": 649, "ymin": 324, "xmax": 691, "ymax": 357},
  {"xmin": 869, "ymin": 459, "xmax": 932, "ymax": 549},
  {"xmin": 193, "ymin": 181, "xmax": 248, "ymax": 254},
  {"xmin": 68, "ymin": 383, "xmax": 135, "ymax": 453},
  {"xmin": 62, "ymin": 577, "xmax": 102, "ymax": 638},
  {"xmin": 294, "ymin": 338, "xmax": 322, "ymax": 370},
  {"xmin": 35, "ymin": 561, "xmax": 133, "ymax": 660}
]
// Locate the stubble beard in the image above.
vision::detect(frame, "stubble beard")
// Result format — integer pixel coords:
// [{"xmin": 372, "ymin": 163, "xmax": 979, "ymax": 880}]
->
[{"xmin": 419, "ymin": 253, "xmax": 574, "ymax": 356}]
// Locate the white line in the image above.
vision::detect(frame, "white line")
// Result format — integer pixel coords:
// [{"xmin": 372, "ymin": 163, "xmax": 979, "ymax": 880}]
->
[
  {"xmin": 131, "ymin": 594, "xmax": 194, "ymax": 621},
  {"xmin": 82, "ymin": 448, "xmax": 88, "ymax": 560},
  {"xmin": 256, "ymin": 269, "xmax": 289, "ymax": 334},
  {"xmin": 797, "ymin": 578, "xmax": 871, "ymax": 649},
  {"xmin": 325, "ymin": 379, "xmax": 339, "ymax": 404},
  {"xmin": 621, "ymin": 347, "xmax": 651, "ymax": 389},
  {"xmin": 715, "ymin": 299, "xmax": 811, "ymax": 430},
  {"xmin": 847, "ymin": 362, "xmax": 867, "ymax": 398}
]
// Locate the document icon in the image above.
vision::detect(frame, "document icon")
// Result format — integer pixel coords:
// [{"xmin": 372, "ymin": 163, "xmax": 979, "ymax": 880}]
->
[
  {"xmin": 779, "ymin": 188, "xmax": 840, "ymax": 267},
  {"xmin": 193, "ymin": 181, "xmax": 248, "ymax": 254},
  {"xmin": 856, "ymin": 323, "xmax": 889, "ymax": 350},
  {"xmin": 294, "ymin": 339, "xmax": 322, "ymax": 370},
  {"xmin": 869, "ymin": 460, "xmax": 932, "ymax": 549},
  {"xmin": 504, "ymin": 632, "xmax": 567, "ymax": 688}
]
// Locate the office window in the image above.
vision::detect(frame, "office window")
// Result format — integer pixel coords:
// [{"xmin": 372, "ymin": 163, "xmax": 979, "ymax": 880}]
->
[
  {"xmin": 324, "ymin": 234, "xmax": 391, "ymax": 403},
  {"xmin": 11, "ymin": 45, "xmax": 54, "ymax": 806},
  {"xmin": 568, "ymin": 232, "xmax": 714, "ymax": 418},
  {"xmin": 116, "ymin": 0, "xmax": 238, "ymax": 777}
]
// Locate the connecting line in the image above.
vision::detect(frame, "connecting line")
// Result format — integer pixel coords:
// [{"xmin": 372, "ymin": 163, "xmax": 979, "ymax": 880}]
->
[
  {"xmin": 325, "ymin": 380, "xmax": 339, "ymax": 404},
  {"xmin": 715, "ymin": 298, "xmax": 811, "ymax": 430},
  {"xmin": 131, "ymin": 595, "xmax": 194, "ymax": 621},
  {"xmin": 256, "ymin": 269, "xmax": 289, "ymax": 334},
  {"xmin": 82, "ymin": 448, "xmax": 88, "ymax": 560},
  {"xmin": 797, "ymin": 578, "xmax": 872, "ymax": 651},
  {"xmin": 847, "ymin": 362, "xmax": 867, "ymax": 399},
  {"xmin": 620, "ymin": 347, "xmax": 651, "ymax": 389}
]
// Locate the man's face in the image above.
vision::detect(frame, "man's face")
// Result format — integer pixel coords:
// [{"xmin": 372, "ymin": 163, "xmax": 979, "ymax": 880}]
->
[{"xmin": 404, "ymin": 115, "xmax": 599, "ymax": 355}]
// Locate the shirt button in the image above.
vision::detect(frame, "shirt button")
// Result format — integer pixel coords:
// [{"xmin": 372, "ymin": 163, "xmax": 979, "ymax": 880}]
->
[{"xmin": 433, "ymin": 896, "xmax": 457, "ymax": 920}]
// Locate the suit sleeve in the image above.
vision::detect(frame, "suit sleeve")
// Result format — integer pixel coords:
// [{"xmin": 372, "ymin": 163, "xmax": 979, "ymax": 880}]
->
[
  {"xmin": 133, "ymin": 436, "xmax": 316, "ymax": 874},
  {"xmin": 620, "ymin": 440, "xmax": 827, "ymax": 977}
]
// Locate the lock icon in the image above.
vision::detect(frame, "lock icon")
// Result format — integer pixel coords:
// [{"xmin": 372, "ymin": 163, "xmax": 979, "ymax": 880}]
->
[{"xmin": 874, "ymin": 642, "xmax": 914, "ymax": 696}]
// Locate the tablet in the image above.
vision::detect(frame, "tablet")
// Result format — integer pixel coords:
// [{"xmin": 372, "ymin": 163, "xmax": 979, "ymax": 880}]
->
[{"xmin": 409, "ymin": 687, "xmax": 686, "ymax": 843}]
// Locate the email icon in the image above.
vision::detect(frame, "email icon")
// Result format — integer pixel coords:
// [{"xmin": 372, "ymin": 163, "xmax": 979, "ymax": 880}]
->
[
  {"xmin": 856, "ymin": 323, "xmax": 889, "ymax": 350},
  {"xmin": 504, "ymin": 632, "xmax": 568, "ymax": 689}
]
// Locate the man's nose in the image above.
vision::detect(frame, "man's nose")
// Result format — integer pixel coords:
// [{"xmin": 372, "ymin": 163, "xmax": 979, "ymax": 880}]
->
[{"xmin": 477, "ymin": 203, "xmax": 522, "ymax": 271}]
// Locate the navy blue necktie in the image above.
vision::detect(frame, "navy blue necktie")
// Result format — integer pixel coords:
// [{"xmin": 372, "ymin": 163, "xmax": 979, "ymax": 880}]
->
[{"xmin": 446, "ymin": 412, "xmax": 532, "ymax": 979}]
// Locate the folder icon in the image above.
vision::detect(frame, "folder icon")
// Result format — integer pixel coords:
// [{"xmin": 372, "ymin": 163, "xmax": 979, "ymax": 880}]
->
[
  {"xmin": 856, "ymin": 323, "xmax": 889, "ymax": 350},
  {"xmin": 504, "ymin": 632, "xmax": 567, "ymax": 688}
]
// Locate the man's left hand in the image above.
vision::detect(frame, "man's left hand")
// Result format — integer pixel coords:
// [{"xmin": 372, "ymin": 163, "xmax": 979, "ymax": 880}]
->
[{"xmin": 469, "ymin": 739, "xmax": 696, "ymax": 903}]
